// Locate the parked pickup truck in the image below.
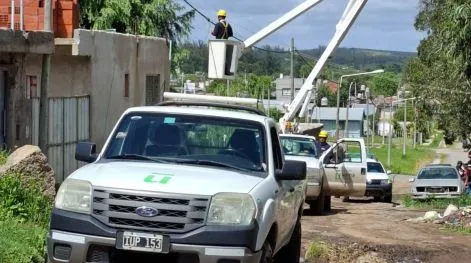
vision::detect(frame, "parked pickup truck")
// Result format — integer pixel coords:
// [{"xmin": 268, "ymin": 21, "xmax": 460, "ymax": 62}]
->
[
  {"xmin": 279, "ymin": 134, "xmax": 328, "ymax": 215},
  {"xmin": 46, "ymin": 100, "xmax": 307, "ymax": 263}
]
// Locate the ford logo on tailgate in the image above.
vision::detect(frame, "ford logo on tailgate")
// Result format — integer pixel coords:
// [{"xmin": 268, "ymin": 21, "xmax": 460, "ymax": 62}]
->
[{"xmin": 135, "ymin": 206, "xmax": 159, "ymax": 217}]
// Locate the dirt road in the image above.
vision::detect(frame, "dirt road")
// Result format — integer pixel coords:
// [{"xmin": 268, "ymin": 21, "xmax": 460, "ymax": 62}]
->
[
  {"xmin": 300, "ymin": 197, "xmax": 471, "ymax": 263},
  {"xmin": 299, "ymin": 144, "xmax": 471, "ymax": 262}
]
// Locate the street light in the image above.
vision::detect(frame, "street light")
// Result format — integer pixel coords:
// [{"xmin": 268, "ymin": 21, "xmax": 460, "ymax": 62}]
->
[
  {"xmin": 344, "ymin": 82, "xmax": 356, "ymax": 137},
  {"xmin": 336, "ymin": 69, "xmax": 384, "ymax": 141},
  {"xmin": 387, "ymin": 97, "xmax": 417, "ymax": 167}
]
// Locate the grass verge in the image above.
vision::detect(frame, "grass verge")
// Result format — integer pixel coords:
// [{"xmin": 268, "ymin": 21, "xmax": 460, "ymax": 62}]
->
[
  {"xmin": 0, "ymin": 173, "xmax": 52, "ymax": 263},
  {"xmin": 370, "ymin": 146, "xmax": 435, "ymax": 175},
  {"xmin": 402, "ymin": 194, "xmax": 471, "ymax": 210},
  {"xmin": 0, "ymin": 149, "xmax": 9, "ymax": 165},
  {"xmin": 305, "ymin": 241, "xmax": 333, "ymax": 261}
]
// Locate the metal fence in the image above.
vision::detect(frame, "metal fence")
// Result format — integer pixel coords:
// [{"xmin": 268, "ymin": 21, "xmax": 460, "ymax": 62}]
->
[{"xmin": 32, "ymin": 95, "xmax": 90, "ymax": 184}]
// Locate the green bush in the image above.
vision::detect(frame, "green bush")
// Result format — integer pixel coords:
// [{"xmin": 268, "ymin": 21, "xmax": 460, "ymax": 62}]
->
[
  {"xmin": 0, "ymin": 149, "xmax": 8, "ymax": 165},
  {"xmin": 0, "ymin": 217, "xmax": 47, "ymax": 263},
  {"xmin": 0, "ymin": 173, "xmax": 53, "ymax": 263},
  {"xmin": 0, "ymin": 173, "xmax": 52, "ymax": 225}
]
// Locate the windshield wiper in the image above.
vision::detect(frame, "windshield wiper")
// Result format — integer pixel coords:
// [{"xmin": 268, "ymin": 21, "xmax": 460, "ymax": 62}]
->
[
  {"xmin": 106, "ymin": 154, "xmax": 169, "ymax": 163},
  {"xmin": 171, "ymin": 159, "xmax": 257, "ymax": 172}
]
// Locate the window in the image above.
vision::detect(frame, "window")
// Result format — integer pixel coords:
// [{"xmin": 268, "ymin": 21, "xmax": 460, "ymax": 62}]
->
[
  {"xmin": 145, "ymin": 75, "xmax": 160, "ymax": 105},
  {"xmin": 124, "ymin": 74, "xmax": 129, "ymax": 98},
  {"xmin": 103, "ymin": 112, "xmax": 267, "ymax": 175},
  {"xmin": 324, "ymin": 141, "xmax": 362, "ymax": 164},
  {"xmin": 270, "ymin": 127, "xmax": 283, "ymax": 170},
  {"xmin": 417, "ymin": 167, "xmax": 459, "ymax": 180},
  {"xmin": 26, "ymin": 75, "xmax": 38, "ymax": 99},
  {"xmin": 367, "ymin": 162, "xmax": 385, "ymax": 173},
  {"xmin": 280, "ymin": 136, "xmax": 318, "ymax": 158},
  {"xmin": 281, "ymin": 89, "xmax": 291, "ymax": 96}
]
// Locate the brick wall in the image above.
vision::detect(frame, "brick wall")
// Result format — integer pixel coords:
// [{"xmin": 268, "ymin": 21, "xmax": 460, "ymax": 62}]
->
[{"xmin": 0, "ymin": 0, "xmax": 79, "ymax": 38}]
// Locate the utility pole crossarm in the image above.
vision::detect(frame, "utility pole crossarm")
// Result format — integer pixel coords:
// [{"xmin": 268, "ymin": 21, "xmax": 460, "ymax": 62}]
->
[{"xmin": 243, "ymin": 0, "xmax": 324, "ymax": 48}]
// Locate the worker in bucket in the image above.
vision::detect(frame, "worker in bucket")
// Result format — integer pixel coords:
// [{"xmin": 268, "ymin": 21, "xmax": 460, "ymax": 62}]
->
[
  {"xmin": 316, "ymin": 130, "xmax": 331, "ymax": 154},
  {"xmin": 212, "ymin": 9, "xmax": 233, "ymax": 40},
  {"xmin": 212, "ymin": 9, "xmax": 234, "ymax": 76}
]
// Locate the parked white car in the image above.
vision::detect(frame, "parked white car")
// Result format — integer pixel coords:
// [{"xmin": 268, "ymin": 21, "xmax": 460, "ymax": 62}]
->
[
  {"xmin": 364, "ymin": 159, "xmax": 393, "ymax": 203},
  {"xmin": 409, "ymin": 164, "xmax": 464, "ymax": 199}
]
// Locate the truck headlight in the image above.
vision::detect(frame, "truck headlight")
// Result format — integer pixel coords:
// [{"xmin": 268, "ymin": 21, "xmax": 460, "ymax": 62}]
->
[
  {"xmin": 207, "ymin": 193, "xmax": 256, "ymax": 226},
  {"xmin": 55, "ymin": 179, "xmax": 92, "ymax": 214},
  {"xmin": 380, "ymin": 179, "xmax": 390, "ymax": 185}
]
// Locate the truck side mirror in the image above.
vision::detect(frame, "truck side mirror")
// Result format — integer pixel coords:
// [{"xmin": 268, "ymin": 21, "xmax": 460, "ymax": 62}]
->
[
  {"xmin": 408, "ymin": 178, "xmax": 415, "ymax": 183},
  {"xmin": 75, "ymin": 141, "xmax": 98, "ymax": 163},
  {"xmin": 275, "ymin": 160, "xmax": 307, "ymax": 181},
  {"xmin": 387, "ymin": 170, "xmax": 392, "ymax": 175}
]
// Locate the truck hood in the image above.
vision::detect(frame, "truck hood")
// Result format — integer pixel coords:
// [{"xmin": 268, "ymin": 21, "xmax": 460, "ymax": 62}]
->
[
  {"xmin": 367, "ymin": 172, "xmax": 389, "ymax": 180},
  {"xmin": 69, "ymin": 161, "xmax": 264, "ymax": 196},
  {"xmin": 284, "ymin": 155, "xmax": 319, "ymax": 168}
]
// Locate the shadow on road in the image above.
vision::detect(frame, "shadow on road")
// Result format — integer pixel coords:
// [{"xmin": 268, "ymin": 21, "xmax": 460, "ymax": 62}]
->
[{"xmin": 302, "ymin": 208, "xmax": 350, "ymax": 217}]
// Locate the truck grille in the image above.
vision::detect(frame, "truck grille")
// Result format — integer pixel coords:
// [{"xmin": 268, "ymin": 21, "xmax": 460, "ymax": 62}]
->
[
  {"xmin": 416, "ymin": 186, "xmax": 458, "ymax": 193},
  {"xmin": 92, "ymin": 188, "xmax": 210, "ymax": 233}
]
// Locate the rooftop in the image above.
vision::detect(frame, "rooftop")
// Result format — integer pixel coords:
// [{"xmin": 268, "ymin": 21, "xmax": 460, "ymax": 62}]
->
[{"xmin": 311, "ymin": 107, "xmax": 365, "ymax": 121}]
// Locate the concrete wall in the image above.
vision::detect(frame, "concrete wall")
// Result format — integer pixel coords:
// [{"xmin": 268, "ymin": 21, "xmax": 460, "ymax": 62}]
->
[
  {"xmin": 1, "ymin": 29, "xmax": 170, "ymax": 151},
  {"xmin": 71, "ymin": 29, "xmax": 169, "ymax": 149}
]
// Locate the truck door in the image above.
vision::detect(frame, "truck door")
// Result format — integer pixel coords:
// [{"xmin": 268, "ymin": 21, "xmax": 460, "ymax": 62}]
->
[{"xmin": 321, "ymin": 138, "xmax": 367, "ymax": 196}]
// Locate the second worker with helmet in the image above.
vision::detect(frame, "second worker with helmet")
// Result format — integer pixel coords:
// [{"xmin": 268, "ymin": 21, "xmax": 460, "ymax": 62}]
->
[{"xmin": 317, "ymin": 130, "xmax": 331, "ymax": 154}]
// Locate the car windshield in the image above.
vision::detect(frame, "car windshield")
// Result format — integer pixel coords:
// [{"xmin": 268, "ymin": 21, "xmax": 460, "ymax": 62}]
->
[
  {"xmin": 103, "ymin": 112, "xmax": 267, "ymax": 173},
  {"xmin": 417, "ymin": 167, "xmax": 458, "ymax": 180},
  {"xmin": 367, "ymin": 162, "xmax": 385, "ymax": 173},
  {"xmin": 280, "ymin": 136, "xmax": 318, "ymax": 158}
]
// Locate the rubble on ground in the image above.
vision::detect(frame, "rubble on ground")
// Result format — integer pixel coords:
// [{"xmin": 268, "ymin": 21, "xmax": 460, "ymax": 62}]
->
[
  {"xmin": 0, "ymin": 145, "xmax": 56, "ymax": 200},
  {"xmin": 406, "ymin": 204, "xmax": 471, "ymax": 228}
]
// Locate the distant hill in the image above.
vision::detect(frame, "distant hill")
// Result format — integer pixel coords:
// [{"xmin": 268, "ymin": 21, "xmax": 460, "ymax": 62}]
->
[
  {"xmin": 299, "ymin": 46, "xmax": 417, "ymax": 73},
  {"xmin": 177, "ymin": 41, "xmax": 416, "ymax": 76}
]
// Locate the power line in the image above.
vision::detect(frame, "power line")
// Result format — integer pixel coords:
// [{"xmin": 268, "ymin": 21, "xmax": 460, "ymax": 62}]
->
[{"xmin": 182, "ymin": 0, "xmax": 291, "ymax": 54}]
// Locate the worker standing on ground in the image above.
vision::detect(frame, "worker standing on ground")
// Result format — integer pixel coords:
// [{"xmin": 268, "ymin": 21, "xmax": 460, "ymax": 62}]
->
[
  {"xmin": 316, "ymin": 130, "xmax": 331, "ymax": 154},
  {"xmin": 212, "ymin": 9, "xmax": 234, "ymax": 76}
]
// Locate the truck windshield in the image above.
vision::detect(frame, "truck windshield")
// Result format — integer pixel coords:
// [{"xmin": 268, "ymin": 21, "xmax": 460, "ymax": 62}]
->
[
  {"xmin": 103, "ymin": 112, "xmax": 267, "ymax": 173},
  {"xmin": 367, "ymin": 162, "xmax": 385, "ymax": 173},
  {"xmin": 280, "ymin": 136, "xmax": 318, "ymax": 158}
]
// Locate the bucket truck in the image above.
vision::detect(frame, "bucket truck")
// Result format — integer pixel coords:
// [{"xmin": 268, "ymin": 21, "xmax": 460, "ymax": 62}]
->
[{"xmin": 207, "ymin": 0, "xmax": 369, "ymax": 135}]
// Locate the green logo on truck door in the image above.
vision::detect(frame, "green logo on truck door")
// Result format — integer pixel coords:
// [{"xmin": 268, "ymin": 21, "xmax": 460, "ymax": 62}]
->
[{"xmin": 144, "ymin": 173, "xmax": 173, "ymax": 184}]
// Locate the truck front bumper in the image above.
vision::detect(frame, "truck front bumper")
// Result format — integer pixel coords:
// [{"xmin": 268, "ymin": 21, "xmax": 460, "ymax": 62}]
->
[
  {"xmin": 410, "ymin": 192, "xmax": 462, "ymax": 199},
  {"xmin": 47, "ymin": 209, "xmax": 262, "ymax": 263},
  {"xmin": 365, "ymin": 183, "xmax": 392, "ymax": 197}
]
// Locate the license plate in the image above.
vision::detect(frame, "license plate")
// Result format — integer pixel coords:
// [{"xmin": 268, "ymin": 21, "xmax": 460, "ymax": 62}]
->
[{"xmin": 117, "ymin": 231, "xmax": 166, "ymax": 253}]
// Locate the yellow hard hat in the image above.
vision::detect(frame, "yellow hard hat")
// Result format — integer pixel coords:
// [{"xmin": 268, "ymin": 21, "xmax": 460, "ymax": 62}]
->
[
  {"xmin": 217, "ymin": 9, "xmax": 226, "ymax": 17},
  {"xmin": 319, "ymin": 130, "xmax": 328, "ymax": 138}
]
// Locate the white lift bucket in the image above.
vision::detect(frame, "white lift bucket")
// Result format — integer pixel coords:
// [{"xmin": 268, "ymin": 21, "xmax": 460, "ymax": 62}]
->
[{"xmin": 207, "ymin": 39, "xmax": 242, "ymax": 79}]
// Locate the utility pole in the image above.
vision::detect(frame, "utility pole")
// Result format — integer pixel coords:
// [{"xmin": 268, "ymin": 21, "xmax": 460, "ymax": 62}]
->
[
  {"xmin": 387, "ymin": 102, "xmax": 393, "ymax": 167},
  {"xmin": 403, "ymin": 99, "xmax": 407, "ymax": 156},
  {"xmin": 290, "ymin": 37, "xmax": 295, "ymax": 101},
  {"xmin": 39, "ymin": 0, "xmax": 52, "ymax": 152},
  {"xmin": 413, "ymin": 100, "xmax": 417, "ymax": 148}
]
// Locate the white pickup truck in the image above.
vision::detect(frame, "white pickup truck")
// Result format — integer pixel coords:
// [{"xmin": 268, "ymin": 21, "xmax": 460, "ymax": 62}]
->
[
  {"xmin": 46, "ymin": 101, "xmax": 307, "ymax": 263},
  {"xmin": 279, "ymin": 135, "xmax": 370, "ymax": 214}
]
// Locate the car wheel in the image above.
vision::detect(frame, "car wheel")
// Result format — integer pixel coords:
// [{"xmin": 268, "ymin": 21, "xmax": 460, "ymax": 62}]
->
[
  {"xmin": 324, "ymin": 195, "xmax": 331, "ymax": 212},
  {"xmin": 383, "ymin": 194, "xmax": 392, "ymax": 203},
  {"xmin": 309, "ymin": 191, "xmax": 325, "ymax": 215},
  {"xmin": 373, "ymin": 196, "xmax": 381, "ymax": 202},
  {"xmin": 259, "ymin": 240, "xmax": 274, "ymax": 263},
  {"xmin": 274, "ymin": 219, "xmax": 301, "ymax": 263}
]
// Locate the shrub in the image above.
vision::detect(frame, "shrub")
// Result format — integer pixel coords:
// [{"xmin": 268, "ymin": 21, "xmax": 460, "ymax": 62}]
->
[
  {"xmin": 0, "ymin": 173, "xmax": 53, "ymax": 225},
  {"xmin": 0, "ymin": 217, "xmax": 47, "ymax": 263}
]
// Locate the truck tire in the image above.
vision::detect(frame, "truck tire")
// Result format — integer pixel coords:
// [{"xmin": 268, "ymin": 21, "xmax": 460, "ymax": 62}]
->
[
  {"xmin": 259, "ymin": 240, "xmax": 274, "ymax": 263},
  {"xmin": 383, "ymin": 194, "xmax": 392, "ymax": 203},
  {"xmin": 309, "ymin": 191, "xmax": 325, "ymax": 215},
  {"xmin": 274, "ymin": 220, "xmax": 301, "ymax": 263},
  {"xmin": 324, "ymin": 195, "xmax": 331, "ymax": 212}
]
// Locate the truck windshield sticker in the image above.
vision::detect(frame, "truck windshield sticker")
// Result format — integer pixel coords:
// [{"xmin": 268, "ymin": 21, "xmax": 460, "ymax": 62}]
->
[
  {"xmin": 144, "ymin": 173, "xmax": 173, "ymax": 184},
  {"xmin": 164, "ymin": 117, "xmax": 176, "ymax": 124}
]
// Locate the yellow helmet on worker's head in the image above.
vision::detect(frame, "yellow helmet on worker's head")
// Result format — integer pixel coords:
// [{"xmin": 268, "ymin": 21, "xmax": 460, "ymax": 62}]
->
[
  {"xmin": 318, "ymin": 130, "xmax": 328, "ymax": 138},
  {"xmin": 217, "ymin": 9, "xmax": 226, "ymax": 17}
]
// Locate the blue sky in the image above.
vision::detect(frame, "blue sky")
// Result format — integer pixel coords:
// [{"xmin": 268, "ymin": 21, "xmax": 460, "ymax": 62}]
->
[{"xmin": 176, "ymin": 0, "xmax": 426, "ymax": 52}]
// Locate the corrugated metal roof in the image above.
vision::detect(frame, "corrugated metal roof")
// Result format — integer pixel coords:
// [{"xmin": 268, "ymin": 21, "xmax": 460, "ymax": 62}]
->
[
  {"xmin": 311, "ymin": 107, "xmax": 365, "ymax": 121},
  {"xmin": 351, "ymin": 103, "xmax": 376, "ymax": 116}
]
